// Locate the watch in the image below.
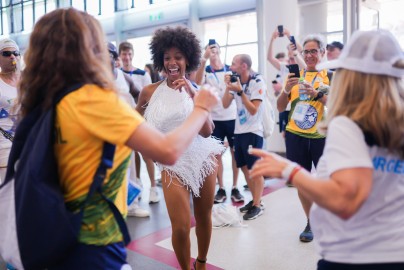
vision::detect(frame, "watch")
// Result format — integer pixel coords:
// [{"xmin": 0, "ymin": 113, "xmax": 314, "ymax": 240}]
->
[
  {"xmin": 237, "ymin": 90, "xmax": 243, "ymax": 96},
  {"xmin": 313, "ymin": 91, "xmax": 324, "ymax": 101}
]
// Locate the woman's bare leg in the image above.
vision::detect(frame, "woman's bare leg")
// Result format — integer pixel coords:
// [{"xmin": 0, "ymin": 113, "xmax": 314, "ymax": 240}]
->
[
  {"xmin": 161, "ymin": 171, "xmax": 192, "ymax": 270},
  {"xmin": 192, "ymin": 167, "xmax": 217, "ymax": 270}
]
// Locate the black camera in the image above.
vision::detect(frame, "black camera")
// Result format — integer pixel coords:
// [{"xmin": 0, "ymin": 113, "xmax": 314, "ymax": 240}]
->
[{"xmin": 230, "ymin": 72, "xmax": 240, "ymax": 83}]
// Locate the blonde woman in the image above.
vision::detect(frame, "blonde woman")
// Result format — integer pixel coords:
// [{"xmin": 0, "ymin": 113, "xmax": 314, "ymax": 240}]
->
[{"xmin": 249, "ymin": 30, "xmax": 404, "ymax": 269}]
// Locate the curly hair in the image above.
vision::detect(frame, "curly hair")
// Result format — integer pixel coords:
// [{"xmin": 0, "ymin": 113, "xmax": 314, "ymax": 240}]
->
[
  {"xmin": 149, "ymin": 26, "xmax": 201, "ymax": 73},
  {"xmin": 19, "ymin": 8, "xmax": 115, "ymax": 117}
]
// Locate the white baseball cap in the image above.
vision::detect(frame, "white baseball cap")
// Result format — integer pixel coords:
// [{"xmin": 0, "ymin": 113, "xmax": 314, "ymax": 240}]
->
[
  {"xmin": 0, "ymin": 38, "xmax": 19, "ymax": 52},
  {"xmin": 317, "ymin": 30, "xmax": 404, "ymax": 78}
]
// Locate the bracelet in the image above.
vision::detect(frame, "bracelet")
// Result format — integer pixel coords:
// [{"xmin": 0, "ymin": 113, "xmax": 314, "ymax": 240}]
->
[
  {"xmin": 281, "ymin": 162, "xmax": 298, "ymax": 180},
  {"xmin": 194, "ymin": 104, "xmax": 210, "ymax": 113},
  {"xmin": 287, "ymin": 166, "xmax": 302, "ymax": 186},
  {"xmin": 283, "ymin": 88, "xmax": 291, "ymax": 95}
]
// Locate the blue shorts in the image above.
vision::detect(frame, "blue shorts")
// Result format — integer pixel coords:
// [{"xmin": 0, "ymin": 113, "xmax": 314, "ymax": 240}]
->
[
  {"xmin": 285, "ymin": 131, "xmax": 325, "ymax": 171},
  {"xmin": 234, "ymin": 133, "xmax": 263, "ymax": 169},
  {"xmin": 279, "ymin": 111, "xmax": 289, "ymax": 133},
  {"xmin": 212, "ymin": 120, "xmax": 235, "ymax": 148},
  {"xmin": 50, "ymin": 242, "xmax": 129, "ymax": 270}
]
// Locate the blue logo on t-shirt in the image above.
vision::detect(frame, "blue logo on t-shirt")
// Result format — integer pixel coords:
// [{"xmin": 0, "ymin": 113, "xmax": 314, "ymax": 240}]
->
[
  {"xmin": 295, "ymin": 105, "xmax": 317, "ymax": 130},
  {"xmin": 373, "ymin": 156, "xmax": 404, "ymax": 174}
]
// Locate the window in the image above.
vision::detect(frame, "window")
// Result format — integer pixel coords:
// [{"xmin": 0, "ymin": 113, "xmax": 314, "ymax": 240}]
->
[
  {"xmin": 126, "ymin": 36, "xmax": 153, "ymax": 69},
  {"xmin": 201, "ymin": 12, "xmax": 259, "ymax": 71}
]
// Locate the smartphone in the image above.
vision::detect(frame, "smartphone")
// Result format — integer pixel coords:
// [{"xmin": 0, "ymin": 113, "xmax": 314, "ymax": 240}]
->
[
  {"xmin": 290, "ymin": 35, "xmax": 296, "ymax": 47},
  {"xmin": 288, "ymin": 64, "xmax": 300, "ymax": 78},
  {"xmin": 208, "ymin": 39, "xmax": 216, "ymax": 46},
  {"xmin": 277, "ymin": 25, "xmax": 284, "ymax": 37}
]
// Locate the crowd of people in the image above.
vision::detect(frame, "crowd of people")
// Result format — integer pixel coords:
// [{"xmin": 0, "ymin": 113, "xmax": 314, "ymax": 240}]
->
[{"xmin": 0, "ymin": 6, "xmax": 403, "ymax": 270}]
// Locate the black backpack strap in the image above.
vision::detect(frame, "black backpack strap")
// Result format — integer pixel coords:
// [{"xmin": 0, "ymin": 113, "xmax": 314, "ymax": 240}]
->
[
  {"xmin": 54, "ymin": 83, "xmax": 85, "ymax": 105},
  {"xmin": 81, "ymin": 142, "xmax": 131, "ymax": 245},
  {"xmin": 55, "ymin": 83, "xmax": 130, "ymax": 244}
]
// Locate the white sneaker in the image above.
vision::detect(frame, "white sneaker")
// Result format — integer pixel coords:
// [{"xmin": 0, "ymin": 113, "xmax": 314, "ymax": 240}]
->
[
  {"xmin": 149, "ymin": 187, "xmax": 160, "ymax": 204},
  {"xmin": 127, "ymin": 202, "xmax": 150, "ymax": 217}
]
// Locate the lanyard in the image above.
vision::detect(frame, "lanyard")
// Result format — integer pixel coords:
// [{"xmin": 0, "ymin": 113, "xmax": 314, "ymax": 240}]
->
[
  {"xmin": 303, "ymin": 70, "xmax": 319, "ymax": 86},
  {"xmin": 211, "ymin": 65, "xmax": 227, "ymax": 84},
  {"xmin": 241, "ymin": 75, "xmax": 252, "ymax": 95}
]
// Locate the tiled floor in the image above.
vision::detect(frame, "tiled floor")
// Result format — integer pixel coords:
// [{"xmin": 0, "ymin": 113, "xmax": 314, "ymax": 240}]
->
[
  {"xmin": 126, "ymin": 149, "xmax": 319, "ymax": 269},
  {"xmin": 0, "ymin": 149, "xmax": 320, "ymax": 270}
]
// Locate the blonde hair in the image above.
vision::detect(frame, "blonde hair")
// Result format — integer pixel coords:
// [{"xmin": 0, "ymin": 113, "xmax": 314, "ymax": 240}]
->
[{"xmin": 323, "ymin": 69, "xmax": 404, "ymax": 158}]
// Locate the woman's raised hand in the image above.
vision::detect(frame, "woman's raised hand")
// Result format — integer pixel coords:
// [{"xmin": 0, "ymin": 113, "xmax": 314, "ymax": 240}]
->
[{"xmin": 193, "ymin": 84, "xmax": 220, "ymax": 113}]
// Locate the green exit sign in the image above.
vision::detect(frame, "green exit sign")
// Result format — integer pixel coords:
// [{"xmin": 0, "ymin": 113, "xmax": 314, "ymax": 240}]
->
[{"xmin": 149, "ymin": 12, "xmax": 163, "ymax": 21}]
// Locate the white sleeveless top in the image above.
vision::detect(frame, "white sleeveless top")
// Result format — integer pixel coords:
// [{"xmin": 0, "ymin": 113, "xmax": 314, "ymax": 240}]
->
[
  {"xmin": 144, "ymin": 80, "xmax": 225, "ymax": 196},
  {"xmin": 0, "ymin": 78, "xmax": 18, "ymax": 167}
]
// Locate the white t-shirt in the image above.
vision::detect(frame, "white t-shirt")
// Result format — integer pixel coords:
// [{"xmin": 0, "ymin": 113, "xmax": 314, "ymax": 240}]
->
[
  {"xmin": 311, "ymin": 116, "xmax": 404, "ymax": 264},
  {"xmin": 0, "ymin": 78, "xmax": 18, "ymax": 167},
  {"xmin": 278, "ymin": 62, "xmax": 290, "ymax": 85},
  {"xmin": 115, "ymin": 69, "xmax": 135, "ymax": 108},
  {"xmin": 122, "ymin": 68, "xmax": 152, "ymax": 93},
  {"xmin": 232, "ymin": 73, "xmax": 266, "ymax": 136},
  {"xmin": 204, "ymin": 65, "xmax": 236, "ymax": 121}
]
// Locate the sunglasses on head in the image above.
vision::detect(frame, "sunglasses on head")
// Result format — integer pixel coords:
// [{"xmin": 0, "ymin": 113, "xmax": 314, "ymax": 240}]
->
[{"xmin": 1, "ymin": 51, "xmax": 20, "ymax": 57}]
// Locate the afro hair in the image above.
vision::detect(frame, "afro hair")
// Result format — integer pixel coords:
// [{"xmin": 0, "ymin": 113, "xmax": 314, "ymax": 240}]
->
[{"xmin": 150, "ymin": 26, "xmax": 201, "ymax": 73}]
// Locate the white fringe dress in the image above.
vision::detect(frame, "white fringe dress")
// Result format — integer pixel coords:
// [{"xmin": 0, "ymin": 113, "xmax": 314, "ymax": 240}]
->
[{"xmin": 144, "ymin": 80, "xmax": 225, "ymax": 197}]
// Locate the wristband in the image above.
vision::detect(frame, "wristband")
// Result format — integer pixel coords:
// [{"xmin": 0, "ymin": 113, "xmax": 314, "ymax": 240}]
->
[
  {"xmin": 237, "ymin": 90, "xmax": 243, "ymax": 96},
  {"xmin": 281, "ymin": 162, "xmax": 298, "ymax": 180},
  {"xmin": 287, "ymin": 166, "xmax": 302, "ymax": 186},
  {"xmin": 283, "ymin": 88, "xmax": 291, "ymax": 95}
]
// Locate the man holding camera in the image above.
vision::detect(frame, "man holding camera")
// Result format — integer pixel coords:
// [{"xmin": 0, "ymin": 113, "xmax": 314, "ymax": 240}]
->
[
  {"xmin": 195, "ymin": 41, "xmax": 244, "ymax": 204},
  {"xmin": 222, "ymin": 54, "xmax": 266, "ymax": 220}
]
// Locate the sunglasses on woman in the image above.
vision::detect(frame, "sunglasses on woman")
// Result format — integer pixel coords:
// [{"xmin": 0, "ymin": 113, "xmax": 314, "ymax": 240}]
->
[{"xmin": 1, "ymin": 51, "xmax": 20, "ymax": 57}]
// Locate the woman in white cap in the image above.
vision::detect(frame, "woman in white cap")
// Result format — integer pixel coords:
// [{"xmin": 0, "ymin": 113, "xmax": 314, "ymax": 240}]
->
[{"xmin": 249, "ymin": 29, "xmax": 404, "ymax": 269}]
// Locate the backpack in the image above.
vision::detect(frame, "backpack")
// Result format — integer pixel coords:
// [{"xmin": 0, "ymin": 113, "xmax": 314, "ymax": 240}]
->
[{"xmin": 0, "ymin": 84, "xmax": 130, "ymax": 269}]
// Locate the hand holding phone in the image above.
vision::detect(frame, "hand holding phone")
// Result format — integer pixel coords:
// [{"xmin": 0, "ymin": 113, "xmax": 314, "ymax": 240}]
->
[
  {"xmin": 277, "ymin": 25, "xmax": 284, "ymax": 37},
  {"xmin": 290, "ymin": 36, "xmax": 296, "ymax": 48},
  {"xmin": 288, "ymin": 64, "xmax": 300, "ymax": 78}
]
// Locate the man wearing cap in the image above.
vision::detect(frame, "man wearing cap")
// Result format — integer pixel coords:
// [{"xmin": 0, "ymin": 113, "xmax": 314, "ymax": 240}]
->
[
  {"xmin": 0, "ymin": 38, "xmax": 20, "ymax": 184},
  {"xmin": 326, "ymin": 41, "xmax": 344, "ymax": 61}
]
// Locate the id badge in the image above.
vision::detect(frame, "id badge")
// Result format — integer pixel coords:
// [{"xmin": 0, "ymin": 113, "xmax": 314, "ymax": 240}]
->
[
  {"xmin": 238, "ymin": 108, "xmax": 247, "ymax": 125},
  {"xmin": 292, "ymin": 102, "xmax": 310, "ymax": 122}
]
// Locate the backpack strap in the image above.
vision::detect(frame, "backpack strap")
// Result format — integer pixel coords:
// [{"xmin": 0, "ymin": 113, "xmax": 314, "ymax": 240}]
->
[
  {"xmin": 55, "ymin": 83, "xmax": 131, "ymax": 245},
  {"xmin": 54, "ymin": 83, "xmax": 85, "ymax": 104},
  {"xmin": 82, "ymin": 142, "xmax": 131, "ymax": 245}
]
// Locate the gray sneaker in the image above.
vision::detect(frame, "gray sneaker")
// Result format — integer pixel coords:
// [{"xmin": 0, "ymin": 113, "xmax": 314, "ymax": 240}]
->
[
  {"xmin": 239, "ymin": 200, "xmax": 265, "ymax": 213},
  {"xmin": 299, "ymin": 220, "xmax": 313, "ymax": 242},
  {"xmin": 214, "ymin": 188, "xmax": 227, "ymax": 203},
  {"xmin": 243, "ymin": 205, "xmax": 263, "ymax": 220},
  {"xmin": 231, "ymin": 188, "xmax": 244, "ymax": 202}
]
